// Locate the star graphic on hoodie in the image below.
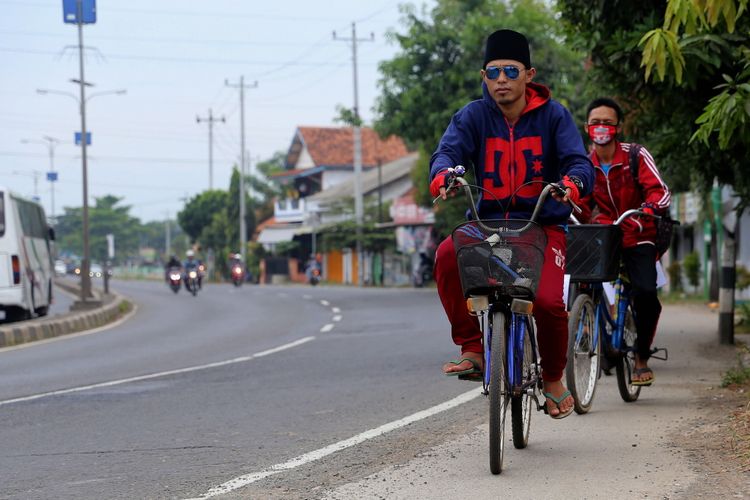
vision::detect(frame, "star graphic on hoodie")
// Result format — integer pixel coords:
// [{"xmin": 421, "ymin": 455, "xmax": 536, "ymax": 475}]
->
[{"xmin": 532, "ymin": 159, "xmax": 543, "ymax": 174}]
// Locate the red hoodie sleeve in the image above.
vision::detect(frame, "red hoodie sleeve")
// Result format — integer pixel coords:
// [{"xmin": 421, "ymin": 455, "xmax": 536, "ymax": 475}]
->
[
  {"xmin": 576, "ymin": 193, "xmax": 596, "ymax": 223},
  {"xmin": 636, "ymin": 146, "xmax": 671, "ymax": 213}
]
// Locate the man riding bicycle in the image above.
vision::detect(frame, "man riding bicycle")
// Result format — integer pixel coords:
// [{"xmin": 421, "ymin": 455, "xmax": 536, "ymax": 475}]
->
[
  {"xmin": 578, "ymin": 97, "xmax": 671, "ymax": 386},
  {"xmin": 432, "ymin": 29, "xmax": 594, "ymax": 418}
]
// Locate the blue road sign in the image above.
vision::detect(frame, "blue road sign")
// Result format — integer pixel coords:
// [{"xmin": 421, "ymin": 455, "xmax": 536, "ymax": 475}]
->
[
  {"xmin": 74, "ymin": 132, "xmax": 91, "ymax": 146},
  {"xmin": 47, "ymin": 172, "xmax": 58, "ymax": 182},
  {"xmin": 63, "ymin": 0, "xmax": 96, "ymax": 24}
]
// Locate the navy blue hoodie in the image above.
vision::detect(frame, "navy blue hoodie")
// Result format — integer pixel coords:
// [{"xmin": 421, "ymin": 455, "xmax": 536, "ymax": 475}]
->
[{"xmin": 431, "ymin": 81, "xmax": 594, "ymax": 225}]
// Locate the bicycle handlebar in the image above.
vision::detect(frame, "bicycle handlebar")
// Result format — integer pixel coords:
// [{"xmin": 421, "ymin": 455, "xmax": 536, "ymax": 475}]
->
[
  {"xmin": 438, "ymin": 165, "xmax": 580, "ymax": 220},
  {"xmin": 568, "ymin": 207, "xmax": 662, "ymax": 226},
  {"xmin": 438, "ymin": 166, "xmax": 579, "ymax": 234},
  {"xmin": 613, "ymin": 208, "xmax": 661, "ymax": 225}
]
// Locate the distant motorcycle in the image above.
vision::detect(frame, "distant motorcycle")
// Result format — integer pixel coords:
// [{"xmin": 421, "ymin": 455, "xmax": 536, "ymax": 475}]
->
[
  {"xmin": 309, "ymin": 266, "xmax": 321, "ymax": 286},
  {"xmin": 167, "ymin": 267, "xmax": 182, "ymax": 294},
  {"xmin": 231, "ymin": 264, "xmax": 244, "ymax": 287},
  {"xmin": 184, "ymin": 269, "xmax": 199, "ymax": 297}
]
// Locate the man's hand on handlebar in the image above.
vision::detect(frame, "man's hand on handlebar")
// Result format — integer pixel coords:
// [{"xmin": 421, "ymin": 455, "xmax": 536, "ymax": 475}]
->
[{"xmin": 431, "ymin": 166, "xmax": 466, "ymax": 202}]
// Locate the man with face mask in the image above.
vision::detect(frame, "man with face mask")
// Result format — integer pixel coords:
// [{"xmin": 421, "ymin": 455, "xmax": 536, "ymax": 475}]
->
[{"xmin": 581, "ymin": 97, "xmax": 671, "ymax": 386}]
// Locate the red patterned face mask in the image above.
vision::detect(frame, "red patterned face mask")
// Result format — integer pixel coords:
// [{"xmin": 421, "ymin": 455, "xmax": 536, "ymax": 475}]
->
[{"xmin": 588, "ymin": 124, "xmax": 617, "ymax": 145}]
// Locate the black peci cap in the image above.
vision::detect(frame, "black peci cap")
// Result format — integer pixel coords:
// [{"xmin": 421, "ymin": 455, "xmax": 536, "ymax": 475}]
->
[{"xmin": 483, "ymin": 29, "xmax": 531, "ymax": 69}]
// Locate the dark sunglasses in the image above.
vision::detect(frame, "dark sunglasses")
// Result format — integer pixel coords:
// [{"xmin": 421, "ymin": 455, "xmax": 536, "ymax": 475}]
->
[{"xmin": 484, "ymin": 65, "xmax": 524, "ymax": 80}]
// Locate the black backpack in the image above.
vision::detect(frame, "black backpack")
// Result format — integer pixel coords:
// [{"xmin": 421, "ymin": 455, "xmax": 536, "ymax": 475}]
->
[{"xmin": 628, "ymin": 144, "xmax": 679, "ymax": 258}]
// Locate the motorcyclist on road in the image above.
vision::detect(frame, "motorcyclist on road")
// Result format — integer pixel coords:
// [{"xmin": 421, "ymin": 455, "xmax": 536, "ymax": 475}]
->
[
  {"xmin": 165, "ymin": 255, "xmax": 182, "ymax": 282},
  {"xmin": 305, "ymin": 254, "xmax": 322, "ymax": 282},
  {"xmin": 229, "ymin": 253, "xmax": 245, "ymax": 281}
]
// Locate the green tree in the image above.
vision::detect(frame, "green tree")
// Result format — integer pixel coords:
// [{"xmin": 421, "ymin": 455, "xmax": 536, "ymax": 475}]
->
[
  {"xmin": 252, "ymin": 152, "xmax": 285, "ymax": 223},
  {"xmin": 56, "ymin": 195, "xmax": 141, "ymax": 263},
  {"xmin": 177, "ymin": 190, "xmax": 229, "ymax": 243},
  {"xmin": 376, "ymin": 0, "xmax": 586, "ymax": 148},
  {"xmin": 683, "ymin": 251, "xmax": 701, "ymax": 293},
  {"xmin": 333, "ymin": 105, "xmax": 364, "ymax": 126},
  {"xmin": 374, "ymin": 0, "xmax": 586, "ymax": 235},
  {"xmin": 557, "ymin": 0, "xmax": 749, "ymax": 203}
]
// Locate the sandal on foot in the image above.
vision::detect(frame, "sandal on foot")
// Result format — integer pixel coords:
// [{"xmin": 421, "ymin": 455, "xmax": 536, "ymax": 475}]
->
[
  {"xmin": 543, "ymin": 390, "xmax": 574, "ymax": 420},
  {"xmin": 443, "ymin": 357, "xmax": 482, "ymax": 377},
  {"xmin": 458, "ymin": 372, "xmax": 483, "ymax": 382},
  {"xmin": 631, "ymin": 367, "xmax": 654, "ymax": 386}
]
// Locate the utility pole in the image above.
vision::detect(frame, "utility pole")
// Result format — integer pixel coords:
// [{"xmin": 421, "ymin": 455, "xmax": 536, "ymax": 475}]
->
[
  {"xmin": 21, "ymin": 136, "xmax": 60, "ymax": 221},
  {"xmin": 334, "ymin": 22, "xmax": 374, "ymax": 286},
  {"xmin": 165, "ymin": 211, "xmax": 171, "ymax": 258},
  {"xmin": 11, "ymin": 169, "xmax": 43, "ymax": 199},
  {"xmin": 196, "ymin": 108, "xmax": 225, "ymax": 190},
  {"xmin": 76, "ymin": 0, "xmax": 92, "ymax": 302},
  {"xmin": 225, "ymin": 77, "xmax": 257, "ymax": 265}
]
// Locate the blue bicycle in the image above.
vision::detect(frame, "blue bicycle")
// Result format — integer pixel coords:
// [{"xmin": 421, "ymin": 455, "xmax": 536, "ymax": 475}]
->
[
  {"xmin": 444, "ymin": 168, "xmax": 572, "ymax": 474},
  {"xmin": 565, "ymin": 210, "xmax": 668, "ymax": 408}
]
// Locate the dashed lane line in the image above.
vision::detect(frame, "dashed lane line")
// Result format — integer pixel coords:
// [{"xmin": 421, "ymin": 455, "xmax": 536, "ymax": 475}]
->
[{"xmin": 320, "ymin": 324, "xmax": 334, "ymax": 333}]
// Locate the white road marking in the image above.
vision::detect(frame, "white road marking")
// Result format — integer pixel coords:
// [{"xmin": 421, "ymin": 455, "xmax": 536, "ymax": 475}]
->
[
  {"xmin": 320, "ymin": 300, "xmax": 330, "ymax": 306},
  {"xmin": 0, "ymin": 336, "xmax": 315, "ymax": 407},
  {"xmin": 188, "ymin": 388, "xmax": 483, "ymax": 499},
  {"xmin": 319, "ymin": 324, "xmax": 334, "ymax": 333},
  {"xmin": 332, "ymin": 315, "xmax": 342, "ymax": 322},
  {"xmin": 331, "ymin": 307, "xmax": 340, "ymax": 313}
]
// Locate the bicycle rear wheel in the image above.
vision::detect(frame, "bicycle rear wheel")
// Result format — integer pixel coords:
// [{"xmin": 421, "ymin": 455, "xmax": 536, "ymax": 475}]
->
[
  {"xmin": 616, "ymin": 305, "xmax": 641, "ymax": 402},
  {"xmin": 511, "ymin": 316, "xmax": 534, "ymax": 449},
  {"xmin": 565, "ymin": 294, "xmax": 600, "ymax": 414},
  {"xmin": 489, "ymin": 311, "xmax": 509, "ymax": 474}
]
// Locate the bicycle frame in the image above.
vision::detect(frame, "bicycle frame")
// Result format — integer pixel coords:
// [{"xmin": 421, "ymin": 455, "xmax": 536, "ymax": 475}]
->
[
  {"xmin": 588, "ymin": 277, "xmax": 631, "ymax": 355},
  {"xmin": 481, "ymin": 302, "xmax": 538, "ymax": 397}
]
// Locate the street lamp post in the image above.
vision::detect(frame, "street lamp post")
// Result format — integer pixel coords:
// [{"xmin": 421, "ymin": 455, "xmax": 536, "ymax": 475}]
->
[
  {"xmin": 36, "ymin": 86, "xmax": 125, "ymax": 303},
  {"xmin": 21, "ymin": 136, "xmax": 60, "ymax": 220}
]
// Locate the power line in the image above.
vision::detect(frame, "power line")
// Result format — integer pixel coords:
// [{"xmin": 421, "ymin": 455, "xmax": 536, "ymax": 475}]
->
[
  {"xmin": 0, "ymin": 46, "xmax": 383, "ymax": 67},
  {"xmin": 0, "ymin": 151, "xmax": 235, "ymax": 165},
  {"xmin": 0, "ymin": 1, "xmax": 372, "ymax": 22}
]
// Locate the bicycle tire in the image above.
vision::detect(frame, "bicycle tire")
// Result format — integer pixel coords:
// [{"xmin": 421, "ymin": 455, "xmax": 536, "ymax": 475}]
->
[
  {"xmin": 566, "ymin": 294, "xmax": 600, "ymax": 414},
  {"xmin": 616, "ymin": 305, "xmax": 641, "ymax": 402},
  {"xmin": 511, "ymin": 316, "xmax": 534, "ymax": 448},
  {"xmin": 489, "ymin": 311, "xmax": 508, "ymax": 475}
]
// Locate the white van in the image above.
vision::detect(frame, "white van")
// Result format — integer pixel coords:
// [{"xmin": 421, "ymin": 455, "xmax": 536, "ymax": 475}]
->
[{"xmin": 0, "ymin": 188, "xmax": 54, "ymax": 321}]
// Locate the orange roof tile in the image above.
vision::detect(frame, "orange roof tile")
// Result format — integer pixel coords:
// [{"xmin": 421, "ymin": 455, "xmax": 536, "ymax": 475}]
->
[{"xmin": 289, "ymin": 126, "xmax": 409, "ymax": 169}]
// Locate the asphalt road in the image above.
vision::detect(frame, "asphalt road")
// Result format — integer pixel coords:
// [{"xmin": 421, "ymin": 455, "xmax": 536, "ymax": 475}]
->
[
  {"xmin": 0, "ymin": 280, "xmax": 741, "ymax": 499},
  {"xmin": 0, "ymin": 280, "xmax": 468, "ymax": 499}
]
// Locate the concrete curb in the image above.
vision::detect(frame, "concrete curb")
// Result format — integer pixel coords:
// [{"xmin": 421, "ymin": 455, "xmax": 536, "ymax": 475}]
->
[{"xmin": 0, "ymin": 280, "xmax": 133, "ymax": 348}]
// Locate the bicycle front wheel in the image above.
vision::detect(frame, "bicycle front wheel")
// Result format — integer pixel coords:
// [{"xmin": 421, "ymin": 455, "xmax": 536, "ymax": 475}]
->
[
  {"xmin": 566, "ymin": 294, "xmax": 600, "ymax": 414},
  {"xmin": 616, "ymin": 305, "xmax": 641, "ymax": 402},
  {"xmin": 489, "ymin": 311, "xmax": 509, "ymax": 475},
  {"xmin": 511, "ymin": 316, "xmax": 534, "ymax": 448}
]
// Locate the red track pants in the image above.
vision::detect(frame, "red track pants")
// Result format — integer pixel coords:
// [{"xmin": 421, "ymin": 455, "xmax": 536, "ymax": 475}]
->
[{"xmin": 434, "ymin": 226, "xmax": 569, "ymax": 382}]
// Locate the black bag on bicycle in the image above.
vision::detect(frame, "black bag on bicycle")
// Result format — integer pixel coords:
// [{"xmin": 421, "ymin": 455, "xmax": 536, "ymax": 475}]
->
[{"xmin": 628, "ymin": 144, "xmax": 679, "ymax": 258}]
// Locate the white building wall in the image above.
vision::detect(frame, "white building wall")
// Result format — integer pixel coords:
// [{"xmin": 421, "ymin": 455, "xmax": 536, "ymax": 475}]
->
[
  {"xmin": 296, "ymin": 147, "xmax": 316, "ymax": 169},
  {"xmin": 322, "ymin": 170, "xmax": 352, "ymax": 190}
]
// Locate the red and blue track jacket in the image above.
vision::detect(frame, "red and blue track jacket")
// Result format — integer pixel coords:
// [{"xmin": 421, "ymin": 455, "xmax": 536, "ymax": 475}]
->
[
  {"xmin": 582, "ymin": 141, "xmax": 671, "ymax": 249},
  {"xmin": 430, "ymin": 81, "xmax": 594, "ymax": 226}
]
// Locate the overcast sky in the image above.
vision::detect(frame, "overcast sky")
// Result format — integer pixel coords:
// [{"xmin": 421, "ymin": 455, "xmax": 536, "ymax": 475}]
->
[{"xmin": 1, "ymin": 0, "xmax": 432, "ymax": 222}]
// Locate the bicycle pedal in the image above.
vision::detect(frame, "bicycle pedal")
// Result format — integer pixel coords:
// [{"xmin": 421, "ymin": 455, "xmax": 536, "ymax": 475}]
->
[{"xmin": 650, "ymin": 347, "xmax": 668, "ymax": 361}]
